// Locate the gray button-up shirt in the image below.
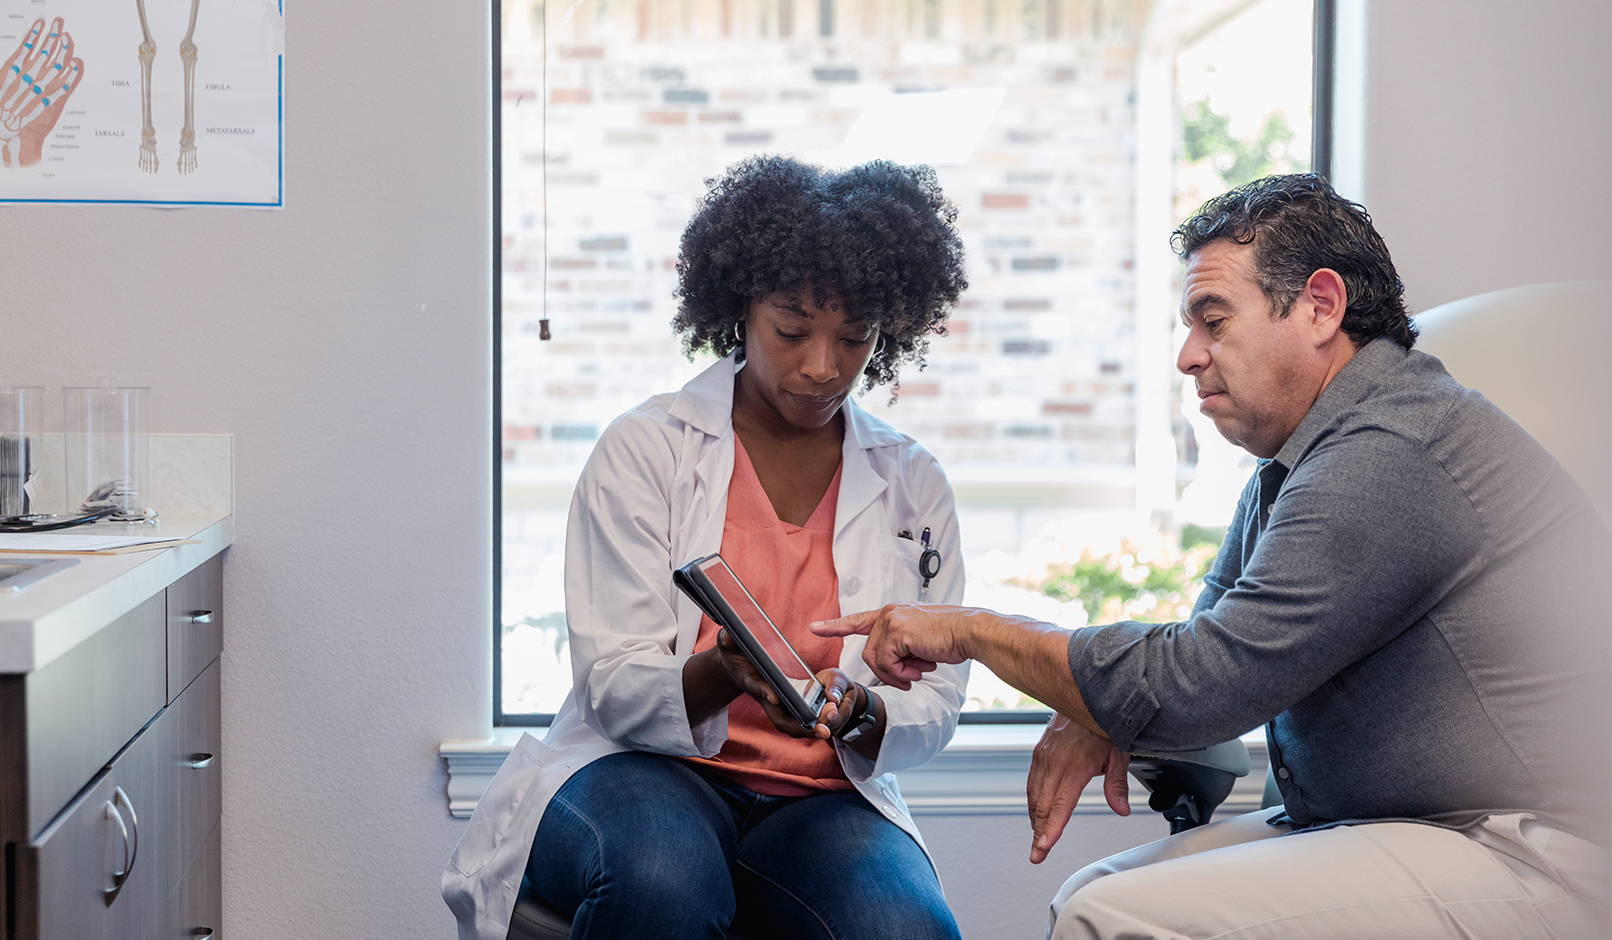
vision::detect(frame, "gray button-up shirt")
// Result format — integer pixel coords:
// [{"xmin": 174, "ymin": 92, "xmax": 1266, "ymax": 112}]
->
[{"xmin": 1069, "ymin": 338, "xmax": 1610, "ymax": 836}]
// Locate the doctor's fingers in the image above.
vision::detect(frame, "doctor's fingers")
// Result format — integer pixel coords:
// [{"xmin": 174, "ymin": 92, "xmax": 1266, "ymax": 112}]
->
[
  {"xmin": 819, "ymin": 669, "xmax": 854, "ymax": 703},
  {"xmin": 714, "ymin": 629, "xmax": 779, "ymax": 706},
  {"xmin": 758, "ymin": 696, "xmax": 828, "ymax": 740},
  {"xmin": 816, "ymin": 668, "xmax": 853, "ymax": 715},
  {"xmin": 811, "ymin": 668, "xmax": 855, "ymax": 735}
]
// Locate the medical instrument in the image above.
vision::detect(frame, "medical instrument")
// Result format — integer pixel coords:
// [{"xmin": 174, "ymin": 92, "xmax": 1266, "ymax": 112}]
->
[{"xmin": 918, "ymin": 527, "xmax": 941, "ymax": 601}]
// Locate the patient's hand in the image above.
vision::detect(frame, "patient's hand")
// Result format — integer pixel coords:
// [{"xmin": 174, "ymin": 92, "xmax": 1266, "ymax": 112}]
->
[{"xmin": 1027, "ymin": 713, "xmax": 1130, "ymax": 864}]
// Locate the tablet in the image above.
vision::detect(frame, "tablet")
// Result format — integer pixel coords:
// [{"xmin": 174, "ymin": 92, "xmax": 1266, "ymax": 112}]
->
[{"xmin": 673, "ymin": 552, "xmax": 829, "ymax": 731}]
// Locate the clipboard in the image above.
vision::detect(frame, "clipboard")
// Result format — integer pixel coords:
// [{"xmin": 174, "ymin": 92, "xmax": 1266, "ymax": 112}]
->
[{"xmin": 673, "ymin": 552, "xmax": 829, "ymax": 731}]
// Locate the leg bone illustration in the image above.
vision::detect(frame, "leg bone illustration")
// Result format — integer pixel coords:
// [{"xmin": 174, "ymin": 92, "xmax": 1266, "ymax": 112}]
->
[
  {"xmin": 178, "ymin": 0, "xmax": 199, "ymax": 173},
  {"xmin": 135, "ymin": 0, "xmax": 157, "ymax": 173}
]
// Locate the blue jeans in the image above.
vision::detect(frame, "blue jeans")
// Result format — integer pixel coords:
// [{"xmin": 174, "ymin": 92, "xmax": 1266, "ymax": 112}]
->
[{"xmin": 525, "ymin": 751, "xmax": 961, "ymax": 940}]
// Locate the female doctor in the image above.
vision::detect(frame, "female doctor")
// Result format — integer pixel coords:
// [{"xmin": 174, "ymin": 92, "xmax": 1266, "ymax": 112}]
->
[{"xmin": 444, "ymin": 155, "xmax": 971, "ymax": 940}]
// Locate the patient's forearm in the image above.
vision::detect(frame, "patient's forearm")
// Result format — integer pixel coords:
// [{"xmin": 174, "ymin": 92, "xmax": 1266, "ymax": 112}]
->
[{"xmin": 960, "ymin": 611, "xmax": 1106, "ymax": 738}]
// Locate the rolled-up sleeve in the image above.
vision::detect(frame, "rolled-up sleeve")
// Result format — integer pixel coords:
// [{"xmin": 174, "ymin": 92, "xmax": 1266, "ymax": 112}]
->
[
  {"xmin": 1069, "ymin": 426, "xmax": 1484, "ymax": 753},
  {"xmin": 565, "ymin": 411, "xmax": 721, "ymax": 758}
]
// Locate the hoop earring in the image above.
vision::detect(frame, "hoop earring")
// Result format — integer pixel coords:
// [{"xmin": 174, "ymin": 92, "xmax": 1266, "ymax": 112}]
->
[
  {"xmin": 874, "ymin": 332, "xmax": 887, "ymax": 356},
  {"xmin": 734, "ymin": 321, "xmax": 746, "ymax": 345}
]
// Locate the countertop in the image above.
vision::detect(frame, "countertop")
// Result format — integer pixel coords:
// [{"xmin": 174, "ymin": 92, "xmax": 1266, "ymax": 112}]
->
[{"xmin": 0, "ymin": 514, "xmax": 233, "ymax": 674}]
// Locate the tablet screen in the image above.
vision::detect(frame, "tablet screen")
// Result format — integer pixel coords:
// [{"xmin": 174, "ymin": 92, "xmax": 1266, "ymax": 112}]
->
[{"xmin": 675, "ymin": 553, "xmax": 827, "ymax": 728}]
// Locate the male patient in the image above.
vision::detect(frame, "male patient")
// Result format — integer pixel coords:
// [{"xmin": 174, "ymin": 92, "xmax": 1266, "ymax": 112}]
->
[{"xmin": 816, "ymin": 174, "xmax": 1611, "ymax": 939}]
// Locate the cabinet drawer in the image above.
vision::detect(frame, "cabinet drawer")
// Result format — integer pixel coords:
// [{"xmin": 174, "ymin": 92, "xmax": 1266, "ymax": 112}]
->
[
  {"xmin": 171, "ymin": 657, "xmax": 222, "ymax": 873},
  {"xmin": 24, "ymin": 592, "xmax": 166, "ymax": 837},
  {"xmin": 173, "ymin": 818, "xmax": 222, "ymax": 940},
  {"xmin": 168, "ymin": 555, "xmax": 224, "ymax": 703}
]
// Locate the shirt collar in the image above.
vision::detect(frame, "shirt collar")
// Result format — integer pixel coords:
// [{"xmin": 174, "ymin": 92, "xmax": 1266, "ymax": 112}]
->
[
  {"xmin": 667, "ymin": 352, "xmax": 740, "ymax": 437},
  {"xmin": 665, "ymin": 350, "xmax": 907, "ymax": 451},
  {"xmin": 1272, "ymin": 336, "xmax": 1408, "ymax": 469}
]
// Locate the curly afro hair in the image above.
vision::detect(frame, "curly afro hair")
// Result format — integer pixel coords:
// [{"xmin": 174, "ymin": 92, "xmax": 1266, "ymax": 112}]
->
[{"xmin": 672, "ymin": 154, "xmax": 968, "ymax": 391}]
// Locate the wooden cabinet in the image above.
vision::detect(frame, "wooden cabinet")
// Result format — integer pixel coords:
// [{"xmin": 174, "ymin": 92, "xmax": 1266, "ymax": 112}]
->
[{"xmin": 1, "ymin": 552, "xmax": 224, "ymax": 940}]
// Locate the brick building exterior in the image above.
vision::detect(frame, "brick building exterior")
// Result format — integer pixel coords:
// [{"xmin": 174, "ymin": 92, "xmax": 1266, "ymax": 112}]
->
[{"xmin": 498, "ymin": 0, "xmax": 1186, "ymax": 713}]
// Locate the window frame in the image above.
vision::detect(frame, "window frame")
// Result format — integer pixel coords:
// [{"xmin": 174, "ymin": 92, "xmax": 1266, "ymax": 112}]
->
[{"xmin": 491, "ymin": 0, "xmax": 1335, "ymax": 728}]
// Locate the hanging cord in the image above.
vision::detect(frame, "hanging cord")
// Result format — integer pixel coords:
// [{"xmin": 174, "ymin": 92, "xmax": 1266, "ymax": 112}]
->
[
  {"xmin": 538, "ymin": 0, "xmax": 551, "ymax": 341},
  {"xmin": 535, "ymin": 0, "xmax": 586, "ymax": 341},
  {"xmin": 535, "ymin": 0, "xmax": 588, "ymax": 342}
]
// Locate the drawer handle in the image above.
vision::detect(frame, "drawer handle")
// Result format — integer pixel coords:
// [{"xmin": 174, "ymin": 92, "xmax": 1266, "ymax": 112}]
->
[
  {"xmin": 188, "ymin": 610, "xmax": 215, "ymax": 624},
  {"xmin": 105, "ymin": 786, "xmax": 140, "ymax": 895},
  {"xmin": 103, "ymin": 800, "xmax": 129, "ymax": 892},
  {"xmin": 190, "ymin": 929, "xmax": 215, "ymax": 938},
  {"xmin": 188, "ymin": 753, "xmax": 216, "ymax": 769}
]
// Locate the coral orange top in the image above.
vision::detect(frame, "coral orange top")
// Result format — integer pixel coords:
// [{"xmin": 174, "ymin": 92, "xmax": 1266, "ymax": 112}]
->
[{"xmin": 683, "ymin": 435, "xmax": 855, "ymax": 796}]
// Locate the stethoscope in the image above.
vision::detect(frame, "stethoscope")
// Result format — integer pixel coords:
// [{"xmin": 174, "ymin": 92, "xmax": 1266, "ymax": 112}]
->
[{"xmin": 900, "ymin": 526, "xmax": 943, "ymax": 601}]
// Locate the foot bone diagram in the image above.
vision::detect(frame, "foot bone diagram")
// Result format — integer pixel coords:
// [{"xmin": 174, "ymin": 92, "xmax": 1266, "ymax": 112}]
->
[
  {"xmin": 134, "ymin": 0, "xmax": 202, "ymax": 175},
  {"xmin": 135, "ymin": 0, "xmax": 156, "ymax": 172},
  {"xmin": 178, "ymin": 0, "xmax": 199, "ymax": 173},
  {"xmin": 0, "ymin": 18, "xmax": 84, "ymax": 169}
]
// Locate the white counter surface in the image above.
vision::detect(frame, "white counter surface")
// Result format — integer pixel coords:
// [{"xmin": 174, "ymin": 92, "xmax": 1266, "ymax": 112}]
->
[{"xmin": 0, "ymin": 514, "xmax": 233, "ymax": 674}]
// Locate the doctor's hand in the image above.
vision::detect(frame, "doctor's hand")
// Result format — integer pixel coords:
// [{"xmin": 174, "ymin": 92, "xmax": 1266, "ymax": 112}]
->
[
  {"xmin": 812, "ymin": 604, "xmax": 974, "ymax": 690},
  {"xmin": 1027, "ymin": 714, "xmax": 1130, "ymax": 864},
  {"xmin": 712, "ymin": 629, "xmax": 840, "ymax": 740}
]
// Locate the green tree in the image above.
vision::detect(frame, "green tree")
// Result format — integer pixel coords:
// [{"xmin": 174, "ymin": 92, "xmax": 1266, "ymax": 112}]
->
[
  {"xmin": 1012, "ymin": 533, "xmax": 1219, "ymax": 625},
  {"xmin": 1182, "ymin": 99, "xmax": 1306, "ymax": 189}
]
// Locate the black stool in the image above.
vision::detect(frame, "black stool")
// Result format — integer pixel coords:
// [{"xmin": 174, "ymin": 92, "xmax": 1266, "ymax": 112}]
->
[{"xmin": 505, "ymin": 882, "xmax": 752, "ymax": 940}]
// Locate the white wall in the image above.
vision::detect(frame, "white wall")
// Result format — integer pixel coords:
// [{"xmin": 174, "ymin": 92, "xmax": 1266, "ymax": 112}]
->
[
  {"xmin": 1358, "ymin": 0, "xmax": 1612, "ymax": 312},
  {"xmin": 0, "ymin": 1, "xmax": 490, "ymax": 937}
]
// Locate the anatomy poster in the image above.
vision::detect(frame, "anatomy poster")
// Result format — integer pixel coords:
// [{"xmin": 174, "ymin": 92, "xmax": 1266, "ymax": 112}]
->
[{"xmin": 0, "ymin": 0, "xmax": 282, "ymax": 207}]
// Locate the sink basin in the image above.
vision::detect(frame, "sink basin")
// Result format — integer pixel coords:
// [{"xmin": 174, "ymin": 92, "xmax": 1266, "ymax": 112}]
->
[{"xmin": 0, "ymin": 558, "xmax": 79, "ymax": 593}]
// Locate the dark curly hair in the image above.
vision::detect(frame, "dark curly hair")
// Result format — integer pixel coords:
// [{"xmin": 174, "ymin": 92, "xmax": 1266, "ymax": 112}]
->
[
  {"xmin": 672, "ymin": 154, "xmax": 968, "ymax": 390},
  {"xmin": 1172, "ymin": 174, "xmax": 1416, "ymax": 349}
]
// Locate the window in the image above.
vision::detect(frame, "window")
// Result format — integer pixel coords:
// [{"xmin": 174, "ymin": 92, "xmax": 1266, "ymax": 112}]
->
[{"xmin": 496, "ymin": 0, "xmax": 1317, "ymax": 724}]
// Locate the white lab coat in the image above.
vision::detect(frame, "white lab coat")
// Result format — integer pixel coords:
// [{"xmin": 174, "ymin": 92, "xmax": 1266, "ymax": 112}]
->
[{"xmin": 443, "ymin": 354, "xmax": 969, "ymax": 940}]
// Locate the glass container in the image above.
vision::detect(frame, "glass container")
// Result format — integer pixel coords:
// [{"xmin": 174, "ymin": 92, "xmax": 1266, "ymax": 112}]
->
[
  {"xmin": 0, "ymin": 382, "xmax": 43, "ymax": 518},
  {"xmin": 63, "ymin": 385, "xmax": 150, "ymax": 521}
]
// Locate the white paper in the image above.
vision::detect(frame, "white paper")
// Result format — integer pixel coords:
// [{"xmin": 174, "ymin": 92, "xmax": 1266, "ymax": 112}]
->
[
  {"xmin": 0, "ymin": 0, "xmax": 284, "ymax": 206},
  {"xmin": 0, "ymin": 531, "xmax": 192, "ymax": 552}
]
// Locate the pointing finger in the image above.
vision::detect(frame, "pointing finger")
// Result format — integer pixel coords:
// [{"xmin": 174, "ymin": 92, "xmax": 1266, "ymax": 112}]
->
[{"xmin": 811, "ymin": 609, "xmax": 881, "ymax": 637}]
